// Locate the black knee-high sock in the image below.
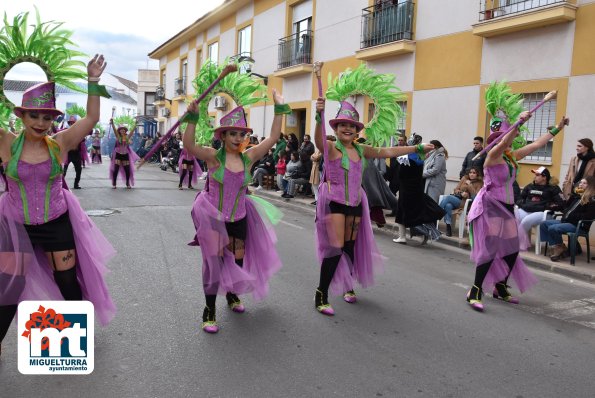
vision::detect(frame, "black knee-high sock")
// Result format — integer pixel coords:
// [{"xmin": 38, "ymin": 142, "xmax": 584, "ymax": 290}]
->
[
  {"xmin": 473, "ymin": 261, "xmax": 492, "ymax": 288},
  {"xmin": 124, "ymin": 165, "xmax": 131, "ymax": 186},
  {"xmin": 0, "ymin": 305, "xmax": 18, "ymax": 343},
  {"xmin": 113, "ymin": 165, "xmax": 120, "ymax": 186},
  {"xmin": 179, "ymin": 169, "xmax": 187, "ymax": 186},
  {"xmin": 188, "ymin": 170, "xmax": 193, "ymax": 187},
  {"xmin": 501, "ymin": 252, "xmax": 518, "ymax": 285},
  {"xmin": 53, "ymin": 266, "xmax": 82, "ymax": 301},
  {"xmin": 343, "ymin": 240, "xmax": 355, "ymax": 265},
  {"xmin": 205, "ymin": 294, "xmax": 217, "ymax": 309},
  {"xmin": 318, "ymin": 254, "xmax": 342, "ymax": 293},
  {"xmin": 235, "ymin": 258, "xmax": 244, "ymax": 268}
]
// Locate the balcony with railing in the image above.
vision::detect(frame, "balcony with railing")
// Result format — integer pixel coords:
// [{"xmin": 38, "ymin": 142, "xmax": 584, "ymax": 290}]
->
[
  {"xmin": 174, "ymin": 77, "xmax": 187, "ymax": 98},
  {"xmin": 473, "ymin": 0, "xmax": 577, "ymax": 37},
  {"xmin": 356, "ymin": 0, "xmax": 416, "ymax": 61},
  {"xmin": 274, "ymin": 30, "xmax": 314, "ymax": 78}
]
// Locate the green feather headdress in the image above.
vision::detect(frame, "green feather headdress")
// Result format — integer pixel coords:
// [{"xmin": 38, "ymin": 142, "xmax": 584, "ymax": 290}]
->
[
  {"xmin": 114, "ymin": 115, "xmax": 136, "ymax": 132},
  {"xmin": 485, "ymin": 81, "xmax": 528, "ymax": 150},
  {"xmin": 65, "ymin": 104, "xmax": 86, "ymax": 118},
  {"xmin": 191, "ymin": 59, "xmax": 266, "ymax": 145},
  {"xmin": 326, "ymin": 63, "xmax": 405, "ymax": 147},
  {"xmin": 0, "ymin": 8, "xmax": 87, "ymax": 130}
]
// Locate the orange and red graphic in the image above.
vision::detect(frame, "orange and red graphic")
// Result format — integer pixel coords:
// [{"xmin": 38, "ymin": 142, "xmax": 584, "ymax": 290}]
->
[{"xmin": 21, "ymin": 305, "xmax": 72, "ymax": 350}]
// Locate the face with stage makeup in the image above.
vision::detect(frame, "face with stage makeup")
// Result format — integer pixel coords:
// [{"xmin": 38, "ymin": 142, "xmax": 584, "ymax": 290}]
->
[
  {"xmin": 21, "ymin": 111, "xmax": 56, "ymax": 139},
  {"xmin": 222, "ymin": 129, "xmax": 249, "ymax": 152}
]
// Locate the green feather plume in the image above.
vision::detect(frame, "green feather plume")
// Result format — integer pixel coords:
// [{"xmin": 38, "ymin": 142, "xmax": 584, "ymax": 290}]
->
[
  {"xmin": 65, "ymin": 104, "xmax": 86, "ymax": 118},
  {"xmin": 326, "ymin": 63, "xmax": 405, "ymax": 147},
  {"xmin": 114, "ymin": 115, "xmax": 136, "ymax": 132},
  {"xmin": 485, "ymin": 80, "xmax": 529, "ymax": 148},
  {"xmin": 191, "ymin": 59, "xmax": 267, "ymax": 145},
  {"xmin": 485, "ymin": 81, "xmax": 524, "ymax": 122},
  {"xmin": 0, "ymin": 8, "xmax": 87, "ymax": 130}
]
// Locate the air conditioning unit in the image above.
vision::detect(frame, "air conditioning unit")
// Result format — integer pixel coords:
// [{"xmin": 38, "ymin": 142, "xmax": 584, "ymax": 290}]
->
[
  {"xmin": 214, "ymin": 96, "xmax": 227, "ymax": 110},
  {"xmin": 161, "ymin": 108, "xmax": 170, "ymax": 117}
]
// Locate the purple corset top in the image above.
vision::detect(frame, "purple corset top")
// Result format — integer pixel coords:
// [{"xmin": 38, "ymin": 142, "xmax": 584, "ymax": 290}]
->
[
  {"xmin": 325, "ymin": 157, "xmax": 363, "ymax": 206},
  {"xmin": 115, "ymin": 140, "xmax": 129, "ymax": 154},
  {"xmin": 5, "ymin": 159, "xmax": 67, "ymax": 225},
  {"xmin": 206, "ymin": 168, "xmax": 247, "ymax": 222},
  {"xmin": 482, "ymin": 163, "xmax": 516, "ymax": 204}
]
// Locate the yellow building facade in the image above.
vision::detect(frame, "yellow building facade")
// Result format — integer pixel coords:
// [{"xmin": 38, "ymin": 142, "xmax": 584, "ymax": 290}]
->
[{"xmin": 149, "ymin": 0, "xmax": 595, "ymax": 187}]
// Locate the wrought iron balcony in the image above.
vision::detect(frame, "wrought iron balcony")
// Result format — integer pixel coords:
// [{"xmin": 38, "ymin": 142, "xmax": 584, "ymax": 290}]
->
[
  {"xmin": 479, "ymin": 0, "xmax": 567, "ymax": 22},
  {"xmin": 277, "ymin": 30, "xmax": 313, "ymax": 70},
  {"xmin": 174, "ymin": 77, "xmax": 186, "ymax": 96},
  {"xmin": 360, "ymin": 0, "xmax": 414, "ymax": 49}
]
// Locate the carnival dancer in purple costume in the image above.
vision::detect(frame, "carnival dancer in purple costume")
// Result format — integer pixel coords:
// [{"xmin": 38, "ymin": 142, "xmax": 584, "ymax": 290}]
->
[
  {"xmin": 0, "ymin": 54, "xmax": 116, "ymax": 356},
  {"xmin": 313, "ymin": 97, "xmax": 433, "ymax": 315},
  {"xmin": 109, "ymin": 119, "xmax": 139, "ymax": 189},
  {"xmin": 178, "ymin": 147, "xmax": 202, "ymax": 190},
  {"xmin": 466, "ymin": 82, "xmax": 568, "ymax": 311},
  {"xmin": 183, "ymin": 63, "xmax": 285, "ymax": 333},
  {"xmin": 90, "ymin": 129, "xmax": 102, "ymax": 163}
]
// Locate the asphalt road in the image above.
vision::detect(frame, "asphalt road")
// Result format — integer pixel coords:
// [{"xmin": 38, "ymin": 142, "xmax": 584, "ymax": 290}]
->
[{"xmin": 1, "ymin": 161, "xmax": 595, "ymax": 398}]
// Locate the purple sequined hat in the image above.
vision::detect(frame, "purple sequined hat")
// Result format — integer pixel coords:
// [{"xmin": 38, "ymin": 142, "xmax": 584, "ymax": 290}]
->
[
  {"xmin": 13, "ymin": 82, "xmax": 63, "ymax": 119},
  {"xmin": 214, "ymin": 106, "xmax": 253, "ymax": 140},
  {"xmin": 329, "ymin": 101, "xmax": 364, "ymax": 132}
]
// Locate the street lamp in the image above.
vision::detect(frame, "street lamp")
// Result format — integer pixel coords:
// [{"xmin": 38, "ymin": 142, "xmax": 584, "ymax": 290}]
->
[{"xmin": 237, "ymin": 55, "xmax": 268, "ymax": 85}]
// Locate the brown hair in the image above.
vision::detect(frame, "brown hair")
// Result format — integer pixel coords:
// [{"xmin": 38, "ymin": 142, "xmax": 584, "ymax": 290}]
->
[{"xmin": 580, "ymin": 176, "xmax": 595, "ymax": 205}]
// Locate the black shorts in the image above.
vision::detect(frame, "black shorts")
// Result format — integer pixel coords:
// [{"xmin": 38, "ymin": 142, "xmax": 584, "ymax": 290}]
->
[
  {"xmin": 225, "ymin": 217, "xmax": 247, "ymax": 241},
  {"xmin": 92, "ymin": 145, "xmax": 100, "ymax": 150},
  {"xmin": 329, "ymin": 201, "xmax": 363, "ymax": 217},
  {"xmin": 115, "ymin": 152, "xmax": 129, "ymax": 161},
  {"xmin": 182, "ymin": 159, "xmax": 194, "ymax": 166},
  {"xmin": 23, "ymin": 212, "xmax": 76, "ymax": 252}
]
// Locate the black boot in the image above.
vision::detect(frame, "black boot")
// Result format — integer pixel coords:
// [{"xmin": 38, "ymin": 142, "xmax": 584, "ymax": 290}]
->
[
  {"xmin": 226, "ymin": 292, "xmax": 245, "ymax": 313},
  {"xmin": 315, "ymin": 289, "xmax": 334, "ymax": 315},
  {"xmin": 446, "ymin": 224, "xmax": 452, "ymax": 237},
  {"xmin": 201, "ymin": 306, "xmax": 218, "ymax": 333}
]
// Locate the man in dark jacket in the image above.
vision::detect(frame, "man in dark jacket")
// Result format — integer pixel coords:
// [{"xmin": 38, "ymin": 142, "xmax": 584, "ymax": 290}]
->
[
  {"xmin": 459, "ymin": 136, "xmax": 486, "ymax": 178},
  {"xmin": 516, "ymin": 166, "xmax": 564, "ymax": 235},
  {"xmin": 299, "ymin": 134, "xmax": 315, "ymax": 159}
]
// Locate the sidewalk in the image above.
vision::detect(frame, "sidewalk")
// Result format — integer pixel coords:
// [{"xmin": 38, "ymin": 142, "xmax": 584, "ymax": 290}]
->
[{"xmin": 251, "ymin": 186, "xmax": 595, "ymax": 284}]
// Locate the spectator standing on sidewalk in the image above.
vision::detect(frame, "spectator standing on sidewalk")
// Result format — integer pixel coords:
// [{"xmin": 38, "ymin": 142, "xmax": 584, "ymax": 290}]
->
[
  {"xmin": 460, "ymin": 136, "xmax": 486, "ymax": 179},
  {"xmin": 423, "ymin": 139, "xmax": 448, "ymax": 203}
]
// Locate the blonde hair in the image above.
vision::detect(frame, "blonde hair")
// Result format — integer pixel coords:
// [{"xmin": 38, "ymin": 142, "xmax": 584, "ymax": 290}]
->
[{"xmin": 580, "ymin": 176, "xmax": 595, "ymax": 205}]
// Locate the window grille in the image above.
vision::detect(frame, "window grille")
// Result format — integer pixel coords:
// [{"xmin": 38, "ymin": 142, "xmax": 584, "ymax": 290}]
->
[{"xmin": 521, "ymin": 92, "xmax": 556, "ymax": 162}]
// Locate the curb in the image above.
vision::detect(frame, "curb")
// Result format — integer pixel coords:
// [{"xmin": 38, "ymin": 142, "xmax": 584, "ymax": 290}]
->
[{"xmin": 253, "ymin": 189, "xmax": 595, "ymax": 285}]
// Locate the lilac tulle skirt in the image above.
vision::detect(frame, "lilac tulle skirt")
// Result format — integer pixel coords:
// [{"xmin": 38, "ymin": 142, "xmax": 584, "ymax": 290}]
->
[
  {"xmin": 178, "ymin": 156, "xmax": 202, "ymax": 186},
  {"xmin": 189, "ymin": 193, "xmax": 282, "ymax": 301},
  {"xmin": 81, "ymin": 141, "xmax": 91, "ymax": 165},
  {"xmin": 468, "ymin": 192, "xmax": 537, "ymax": 293},
  {"xmin": 315, "ymin": 183, "xmax": 385, "ymax": 296},
  {"xmin": 110, "ymin": 147, "xmax": 139, "ymax": 186},
  {"xmin": 0, "ymin": 190, "xmax": 117, "ymax": 325}
]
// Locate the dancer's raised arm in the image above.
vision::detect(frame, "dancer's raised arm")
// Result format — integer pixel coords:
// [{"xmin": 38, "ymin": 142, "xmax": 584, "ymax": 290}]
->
[
  {"xmin": 245, "ymin": 89, "xmax": 288, "ymax": 164},
  {"xmin": 56, "ymin": 55, "xmax": 108, "ymax": 152},
  {"xmin": 182, "ymin": 101, "xmax": 217, "ymax": 163}
]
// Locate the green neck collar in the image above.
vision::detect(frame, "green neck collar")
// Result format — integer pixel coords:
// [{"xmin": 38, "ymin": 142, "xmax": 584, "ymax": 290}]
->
[
  {"xmin": 212, "ymin": 147, "xmax": 252, "ymax": 186},
  {"xmin": 334, "ymin": 140, "xmax": 366, "ymax": 171}
]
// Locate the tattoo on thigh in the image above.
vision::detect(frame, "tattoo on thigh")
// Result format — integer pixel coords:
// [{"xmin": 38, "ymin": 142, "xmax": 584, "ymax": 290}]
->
[{"xmin": 62, "ymin": 251, "xmax": 74, "ymax": 263}]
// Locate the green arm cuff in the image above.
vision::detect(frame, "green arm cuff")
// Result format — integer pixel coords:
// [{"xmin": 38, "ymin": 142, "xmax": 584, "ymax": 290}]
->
[
  {"xmin": 415, "ymin": 144, "xmax": 426, "ymax": 160},
  {"xmin": 548, "ymin": 126, "xmax": 560, "ymax": 136},
  {"xmin": 274, "ymin": 104, "xmax": 292, "ymax": 115},
  {"xmin": 88, "ymin": 82, "xmax": 111, "ymax": 98},
  {"xmin": 181, "ymin": 112, "xmax": 200, "ymax": 124},
  {"xmin": 315, "ymin": 113, "xmax": 321, "ymax": 124}
]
